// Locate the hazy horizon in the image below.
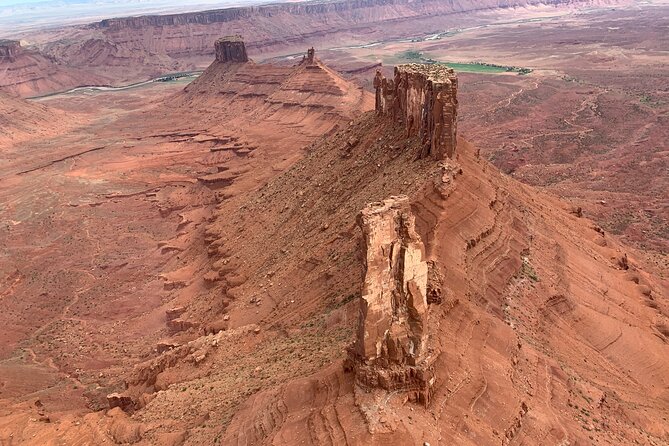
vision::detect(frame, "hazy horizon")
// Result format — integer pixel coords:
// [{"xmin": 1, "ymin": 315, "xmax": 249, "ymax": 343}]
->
[{"xmin": 0, "ymin": 0, "xmax": 269, "ymax": 37}]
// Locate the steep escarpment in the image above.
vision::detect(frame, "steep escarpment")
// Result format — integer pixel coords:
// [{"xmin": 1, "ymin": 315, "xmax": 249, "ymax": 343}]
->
[
  {"xmin": 83, "ymin": 0, "xmax": 629, "ymax": 64},
  {"xmin": 0, "ymin": 40, "xmax": 107, "ymax": 97},
  {"xmin": 91, "ymin": 0, "xmax": 620, "ymax": 32}
]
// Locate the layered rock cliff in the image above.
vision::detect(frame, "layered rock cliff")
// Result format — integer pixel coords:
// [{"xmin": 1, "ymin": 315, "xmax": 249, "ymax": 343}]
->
[
  {"xmin": 374, "ymin": 64, "xmax": 458, "ymax": 159},
  {"xmin": 92, "ymin": 0, "xmax": 616, "ymax": 31},
  {"xmin": 0, "ymin": 41, "xmax": 108, "ymax": 97}
]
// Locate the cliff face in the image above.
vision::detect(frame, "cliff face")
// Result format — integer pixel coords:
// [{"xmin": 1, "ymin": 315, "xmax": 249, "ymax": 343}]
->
[
  {"xmin": 374, "ymin": 64, "xmax": 458, "ymax": 159},
  {"xmin": 92, "ymin": 0, "xmax": 607, "ymax": 30},
  {"xmin": 349, "ymin": 196, "xmax": 435, "ymax": 404},
  {"xmin": 0, "ymin": 43, "xmax": 107, "ymax": 97},
  {"xmin": 20, "ymin": 0, "xmax": 621, "ymax": 93}
]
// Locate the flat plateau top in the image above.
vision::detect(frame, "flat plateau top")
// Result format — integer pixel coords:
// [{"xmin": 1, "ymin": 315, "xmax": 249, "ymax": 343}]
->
[
  {"xmin": 397, "ymin": 63, "xmax": 456, "ymax": 83},
  {"xmin": 216, "ymin": 35, "xmax": 245, "ymax": 43}
]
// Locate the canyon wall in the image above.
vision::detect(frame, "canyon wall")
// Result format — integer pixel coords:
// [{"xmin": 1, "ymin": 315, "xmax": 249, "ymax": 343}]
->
[
  {"xmin": 347, "ymin": 195, "xmax": 436, "ymax": 405},
  {"xmin": 92, "ymin": 0, "xmax": 611, "ymax": 30},
  {"xmin": 0, "ymin": 41, "xmax": 107, "ymax": 97},
  {"xmin": 72, "ymin": 0, "xmax": 614, "ymax": 69},
  {"xmin": 214, "ymin": 36, "xmax": 248, "ymax": 63},
  {"xmin": 374, "ymin": 64, "xmax": 458, "ymax": 159}
]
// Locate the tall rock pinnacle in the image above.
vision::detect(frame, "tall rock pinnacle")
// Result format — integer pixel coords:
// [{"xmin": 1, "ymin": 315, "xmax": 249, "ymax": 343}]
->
[{"xmin": 374, "ymin": 64, "xmax": 458, "ymax": 159}]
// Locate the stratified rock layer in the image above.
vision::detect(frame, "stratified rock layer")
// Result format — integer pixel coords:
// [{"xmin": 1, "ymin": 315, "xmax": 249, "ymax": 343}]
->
[
  {"xmin": 374, "ymin": 64, "xmax": 458, "ymax": 159},
  {"xmin": 214, "ymin": 35, "xmax": 248, "ymax": 63},
  {"xmin": 349, "ymin": 195, "xmax": 435, "ymax": 404}
]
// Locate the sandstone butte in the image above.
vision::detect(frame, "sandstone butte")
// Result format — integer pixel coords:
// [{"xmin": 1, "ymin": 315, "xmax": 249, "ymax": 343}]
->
[{"xmin": 0, "ymin": 37, "xmax": 667, "ymax": 446}]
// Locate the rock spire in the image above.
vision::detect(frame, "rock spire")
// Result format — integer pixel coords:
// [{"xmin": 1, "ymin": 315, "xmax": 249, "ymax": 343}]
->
[
  {"xmin": 374, "ymin": 64, "xmax": 458, "ymax": 159},
  {"xmin": 347, "ymin": 196, "xmax": 436, "ymax": 405}
]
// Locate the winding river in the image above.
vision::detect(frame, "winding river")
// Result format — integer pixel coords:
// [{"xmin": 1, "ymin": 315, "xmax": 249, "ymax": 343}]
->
[{"xmin": 29, "ymin": 71, "xmax": 202, "ymax": 100}]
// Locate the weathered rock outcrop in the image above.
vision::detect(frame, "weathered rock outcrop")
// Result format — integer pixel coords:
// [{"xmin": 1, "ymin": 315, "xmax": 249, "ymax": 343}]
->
[
  {"xmin": 374, "ymin": 64, "xmax": 458, "ymax": 159},
  {"xmin": 106, "ymin": 393, "xmax": 136, "ymax": 412},
  {"xmin": 347, "ymin": 195, "xmax": 436, "ymax": 405},
  {"xmin": 0, "ymin": 40, "xmax": 21, "ymax": 62},
  {"xmin": 214, "ymin": 35, "xmax": 248, "ymax": 63}
]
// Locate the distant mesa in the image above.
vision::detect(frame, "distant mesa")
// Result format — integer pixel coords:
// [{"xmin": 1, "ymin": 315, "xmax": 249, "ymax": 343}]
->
[
  {"xmin": 374, "ymin": 64, "xmax": 458, "ymax": 159},
  {"xmin": 214, "ymin": 35, "xmax": 249, "ymax": 63},
  {"xmin": 0, "ymin": 39, "xmax": 22, "ymax": 62}
]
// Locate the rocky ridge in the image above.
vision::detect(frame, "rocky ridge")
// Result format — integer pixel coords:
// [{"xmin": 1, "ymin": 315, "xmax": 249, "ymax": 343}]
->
[
  {"xmin": 201, "ymin": 63, "xmax": 668, "ymax": 445},
  {"xmin": 174, "ymin": 40, "xmax": 371, "ymax": 180}
]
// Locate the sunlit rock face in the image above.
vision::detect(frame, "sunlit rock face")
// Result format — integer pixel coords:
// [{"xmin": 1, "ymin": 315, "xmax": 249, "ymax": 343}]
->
[{"xmin": 349, "ymin": 195, "xmax": 436, "ymax": 405}]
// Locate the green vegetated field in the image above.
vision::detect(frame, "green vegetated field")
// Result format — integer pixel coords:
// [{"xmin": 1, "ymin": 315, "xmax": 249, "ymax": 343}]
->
[
  {"xmin": 394, "ymin": 50, "xmax": 532, "ymax": 75},
  {"xmin": 442, "ymin": 62, "xmax": 507, "ymax": 73}
]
